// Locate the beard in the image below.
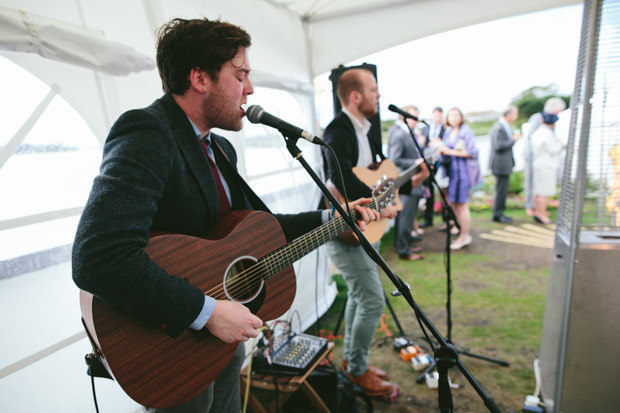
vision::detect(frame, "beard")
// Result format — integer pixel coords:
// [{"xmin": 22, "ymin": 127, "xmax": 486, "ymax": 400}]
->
[
  {"xmin": 200, "ymin": 82, "xmax": 243, "ymax": 131},
  {"xmin": 359, "ymin": 99, "xmax": 378, "ymax": 118}
]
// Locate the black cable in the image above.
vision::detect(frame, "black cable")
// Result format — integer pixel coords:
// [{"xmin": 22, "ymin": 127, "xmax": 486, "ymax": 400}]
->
[
  {"xmin": 323, "ymin": 145, "xmax": 354, "ymax": 227},
  {"xmin": 314, "ymin": 248, "xmax": 321, "ymax": 336},
  {"xmin": 289, "ymin": 309, "xmax": 303, "ymax": 334},
  {"xmin": 268, "ymin": 352, "xmax": 280, "ymax": 412},
  {"xmin": 90, "ymin": 372, "xmax": 100, "ymax": 413}
]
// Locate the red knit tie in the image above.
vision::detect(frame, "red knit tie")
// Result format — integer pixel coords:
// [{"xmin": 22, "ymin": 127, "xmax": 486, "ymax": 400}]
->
[{"xmin": 201, "ymin": 141, "xmax": 231, "ymax": 217}]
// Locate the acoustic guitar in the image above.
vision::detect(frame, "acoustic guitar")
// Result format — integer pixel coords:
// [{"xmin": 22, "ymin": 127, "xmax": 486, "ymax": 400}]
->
[
  {"xmin": 80, "ymin": 176, "xmax": 399, "ymax": 409},
  {"xmin": 328, "ymin": 158, "xmax": 424, "ymax": 244}
]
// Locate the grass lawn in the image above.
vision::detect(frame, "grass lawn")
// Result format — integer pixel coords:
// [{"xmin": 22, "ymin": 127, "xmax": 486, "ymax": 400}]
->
[{"xmin": 306, "ymin": 208, "xmax": 554, "ymax": 412}]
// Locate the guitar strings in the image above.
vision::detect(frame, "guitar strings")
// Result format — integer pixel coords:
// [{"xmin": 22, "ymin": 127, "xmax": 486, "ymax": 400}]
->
[
  {"xmin": 203, "ymin": 210, "xmax": 356, "ymax": 301},
  {"xmin": 221, "ymin": 197, "xmax": 384, "ymax": 300},
  {"xmin": 201, "ymin": 201, "xmax": 373, "ymax": 302},
  {"xmin": 219, "ymin": 195, "xmax": 387, "ymax": 301},
  {"xmin": 210, "ymin": 177, "xmax": 395, "ymax": 301}
]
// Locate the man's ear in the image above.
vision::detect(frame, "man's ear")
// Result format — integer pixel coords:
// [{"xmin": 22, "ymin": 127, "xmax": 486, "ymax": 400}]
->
[
  {"xmin": 188, "ymin": 67, "xmax": 210, "ymax": 94},
  {"xmin": 349, "ymin": 90, "xmax": 361, "ymax": 106}
]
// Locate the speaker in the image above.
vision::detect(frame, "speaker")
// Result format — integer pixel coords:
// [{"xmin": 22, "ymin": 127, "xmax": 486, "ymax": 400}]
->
[{"xmin": 329, "ymin": 63, "xmax": 384, "ymax": 159}]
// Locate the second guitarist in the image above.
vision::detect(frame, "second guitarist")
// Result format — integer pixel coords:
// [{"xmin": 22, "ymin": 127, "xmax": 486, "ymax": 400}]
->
[{"xmin": 321, "ymin": 68, "xmax": 428, "ymax": 400}]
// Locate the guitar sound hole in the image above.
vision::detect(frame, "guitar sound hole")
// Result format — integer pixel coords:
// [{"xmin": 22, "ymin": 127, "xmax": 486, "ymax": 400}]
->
[{"xmin": 223, "ymin": 256, "xmax": 264, "ymax": 303}]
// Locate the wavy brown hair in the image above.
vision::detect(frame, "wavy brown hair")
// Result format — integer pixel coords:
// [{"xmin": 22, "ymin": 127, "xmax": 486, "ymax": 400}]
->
[{"xmin": 156, "ymin": 18, "xmax": 251, "ymax": 94}]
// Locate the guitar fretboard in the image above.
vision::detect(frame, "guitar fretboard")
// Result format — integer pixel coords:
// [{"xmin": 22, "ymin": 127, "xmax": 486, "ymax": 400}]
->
[
  {"xmin": 258, "ymin": 201, "xmax": 373, "ymax": 279},
  {"xmin": 248, "ymin": 159, "xmax": 422, "ymax": 281}
]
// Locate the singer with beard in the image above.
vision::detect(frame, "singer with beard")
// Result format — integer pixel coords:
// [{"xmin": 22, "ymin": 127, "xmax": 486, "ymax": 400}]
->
[
  {"xmin": 321, "ymin": 68, "xmax": 428, "ymax": 400},
  {"xmin": 72, "ymin": 18, "xmax": 379, "ymax": 413}
]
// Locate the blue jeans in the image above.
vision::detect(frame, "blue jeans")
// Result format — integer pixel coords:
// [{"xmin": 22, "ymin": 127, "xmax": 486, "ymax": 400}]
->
[{"xmin": 325, "ymin": 239, "xmax": 384, "ymax": 376}]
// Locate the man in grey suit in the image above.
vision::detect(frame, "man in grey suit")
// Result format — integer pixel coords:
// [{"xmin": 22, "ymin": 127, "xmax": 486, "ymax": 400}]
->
[
  {"xmin": 387, "ymin": 105, "xmax": 425, "ymax": 260},
  {"xmin": 489, "ymin": 105, "xmax": 520, "ymax": 223}
]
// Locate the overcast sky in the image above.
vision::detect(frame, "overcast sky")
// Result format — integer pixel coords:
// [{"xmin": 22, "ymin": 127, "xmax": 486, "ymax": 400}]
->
[{"xmin": 315, "ymin": 4, "xmax": 584, "ymax": 123}]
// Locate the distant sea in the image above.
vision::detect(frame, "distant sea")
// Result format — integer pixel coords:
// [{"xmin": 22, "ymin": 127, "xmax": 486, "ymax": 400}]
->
[{"xmin": 0, "ymin": 149, "xmax": 101, "ymax": 261}]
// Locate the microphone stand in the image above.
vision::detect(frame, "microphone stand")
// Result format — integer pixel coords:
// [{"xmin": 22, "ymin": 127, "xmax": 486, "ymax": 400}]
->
[
  {"xmin": 276, "ymin": 130, "xmax": 501, "ymax": 413},
  {"xmin": 397, "ymin": 121, "xmax": 510, "ymax": 388}
]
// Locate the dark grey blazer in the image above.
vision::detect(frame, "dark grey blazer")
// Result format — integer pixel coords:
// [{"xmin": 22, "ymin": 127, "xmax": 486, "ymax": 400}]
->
[
  {"xmin": 321, "ymin": 111, "xmax": 380, "ymax": 200},
  {"xmin": 387, "ymin": 123, "xmax": 422, "ymax": 196},
  {"xmin": 72, "ymin": 94, "xmax": 322, "ymax": 337},
  {"xmin": 421, "ymin": 124, "xmax": 445, "ymax": 141},
  {"xmin": 488, "ymin": 120, "xmax": 516, "ymax": 176}
]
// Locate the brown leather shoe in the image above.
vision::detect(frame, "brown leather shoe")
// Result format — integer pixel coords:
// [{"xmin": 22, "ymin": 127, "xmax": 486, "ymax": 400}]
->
[
  {"xmin": 399, "ymin": 253, "xmax": 424, "ymax": 261},
  {"xmin": 342, "ymin": 360, "xmax": 387, "ymax": 380},
  {"xmin": 347, "ymin": 369, "xmax": 398, "ymax": 397}
]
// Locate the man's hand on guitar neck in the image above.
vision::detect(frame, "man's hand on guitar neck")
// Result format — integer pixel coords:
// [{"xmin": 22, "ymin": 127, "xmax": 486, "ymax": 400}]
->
[
  {"xmin": 205, "ymin": 300, "xmax": 263, "ymax": 343},
  {"xmin": 379, "ymin": 204, "xmax": 398, "ymax": 220},
  {"xmin": 336, "ymin": 197, "xmax": 382, "ymax": 231},
  {"xmin": 410, "ymin": 162, "xmax": 430, "ymax": 188}
]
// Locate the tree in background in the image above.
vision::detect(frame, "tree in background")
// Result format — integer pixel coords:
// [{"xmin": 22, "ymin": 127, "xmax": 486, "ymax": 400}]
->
[
  {"xmin": 511, "ymin": 84, "xmax": 571, "ymax": 120},
  {"xmin": 379, "ymin": 84, "xmax": 572, "ymax": 138}
]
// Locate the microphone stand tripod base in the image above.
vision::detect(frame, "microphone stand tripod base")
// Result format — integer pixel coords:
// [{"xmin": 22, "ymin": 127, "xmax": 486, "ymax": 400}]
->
[
  {"xmin": 435, "ymin": 344, "xmax": 458, "ymax": 413},
  {"xmin": 416, "ymin": 343, "xmax": 510, "ymax": 385}
]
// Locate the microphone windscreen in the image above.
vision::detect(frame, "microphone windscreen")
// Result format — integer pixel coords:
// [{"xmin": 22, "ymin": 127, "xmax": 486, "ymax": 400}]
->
[{"xmin": 246, "ymin": 105, "xmax": 264, "ymax": 124}]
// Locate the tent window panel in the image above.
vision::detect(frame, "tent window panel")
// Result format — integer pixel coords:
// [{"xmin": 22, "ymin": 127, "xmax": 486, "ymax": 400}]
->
[
  {"xmin": 0, "ymin": 58, "xmax": 100, "ymax": 270},
  {"xmin": 0, "ymin": 95, "xmax": 100, "ymax": 221},
  {"xmin": 242, "ymin": 87, "xmax": 320, "ymax": 177},
  {"xmin": 241, "ymin": 87, "xmax": 322, "ymax": 212},
  {"xmin": 0, "ymin": 56, "xmax": 50, "ymax": 146}
]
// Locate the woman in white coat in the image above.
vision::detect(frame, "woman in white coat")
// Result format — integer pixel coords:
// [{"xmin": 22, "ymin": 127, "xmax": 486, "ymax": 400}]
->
[{"xmin": 531, "ymin": 113, "xmax": 564, "ymax": 224}]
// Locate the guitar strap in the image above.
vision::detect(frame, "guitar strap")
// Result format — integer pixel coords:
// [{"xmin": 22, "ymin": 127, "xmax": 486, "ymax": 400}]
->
[{"xmin": 367, "ymin": 131, "xmax": 386, "ymax": 162}]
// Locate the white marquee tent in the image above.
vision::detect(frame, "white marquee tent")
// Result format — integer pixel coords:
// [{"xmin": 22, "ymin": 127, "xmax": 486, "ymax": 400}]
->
[{"xmin": 0, "ymin": 0, "xmax": 580, "ymax": 411}]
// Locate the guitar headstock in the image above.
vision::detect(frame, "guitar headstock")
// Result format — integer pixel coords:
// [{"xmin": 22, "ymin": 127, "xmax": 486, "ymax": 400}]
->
[{"xmin": 371, "ymin": 175, "xmax": 396, "ymax": 211}]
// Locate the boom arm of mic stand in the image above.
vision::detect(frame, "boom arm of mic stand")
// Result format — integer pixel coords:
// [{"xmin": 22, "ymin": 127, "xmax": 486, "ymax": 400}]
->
[{"xmin": 281, "ymin": 135, "xmax": 500, "ymax": 413}]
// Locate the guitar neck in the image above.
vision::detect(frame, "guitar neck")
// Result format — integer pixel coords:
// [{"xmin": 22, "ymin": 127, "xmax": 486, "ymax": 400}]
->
[
  {"xmin": 393, "ymin": 159, "xmax": 424, "ymax": 189},
  {"xmin": 260, "ymin": 203, "xmax": 373, "ymax": 279},
  {"xmin": 259, "ymin": 159, "xmax": 421, "ymax": 276}
]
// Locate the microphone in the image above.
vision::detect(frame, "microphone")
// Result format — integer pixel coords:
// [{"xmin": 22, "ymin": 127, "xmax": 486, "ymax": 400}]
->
[
  {"xmin": 246, "ymin": 105, "xmax": 324, "ymax": 145},
  {"xmin": 388, "ymin": 104, "xmax": 420, "ymax": 121}
]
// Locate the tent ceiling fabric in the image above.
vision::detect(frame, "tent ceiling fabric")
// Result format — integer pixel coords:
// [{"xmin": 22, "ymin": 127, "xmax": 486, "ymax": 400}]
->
[
  {"xmin": 0, "ymin": 6, "xmax": 155, "ymax": 76},
  {"xmin": 266, "ymin": 0, "xmax": 582, "ymax": 76},
  {"xmin": 0, "ymin": 0, "xmax": 582, "ymax": 136}
]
